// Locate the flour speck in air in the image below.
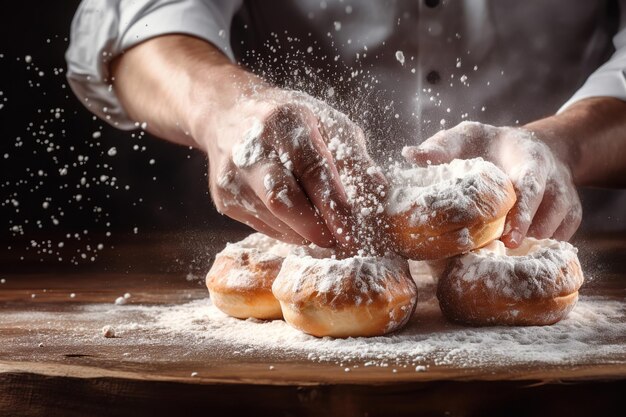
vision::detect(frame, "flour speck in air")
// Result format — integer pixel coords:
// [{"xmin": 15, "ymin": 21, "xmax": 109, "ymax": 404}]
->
[{"xmin": 395, "ymin": 51, "xmax": 405, "ymax": 66}]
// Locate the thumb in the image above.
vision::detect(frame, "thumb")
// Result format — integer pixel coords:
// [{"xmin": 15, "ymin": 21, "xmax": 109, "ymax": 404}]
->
[
  {"xmin": 402, "ymin": 145, "xmax": 452, "ymax": 166},
  {"xmin": 403, "ymin": 122, "xmax": 485, "ymax": 166},
  {"xmin": 402, "ymin": 133, "xmax": 457, "ymax": 166}
]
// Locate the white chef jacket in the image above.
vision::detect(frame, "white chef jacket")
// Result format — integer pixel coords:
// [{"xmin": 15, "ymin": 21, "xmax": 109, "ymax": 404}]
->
[
  {"xmin": 66, "ymin": 0, "xmax": 626, "ymax": 141},
  {"xmin": 66, "ymin": 0, "xmax": 626, "ymax": 230}
]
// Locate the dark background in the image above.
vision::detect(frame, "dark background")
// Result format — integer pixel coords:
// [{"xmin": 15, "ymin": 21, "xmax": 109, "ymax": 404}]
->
[
  {"xmin": 0, "ymin": 1, "xmax": 624, "ymax": 273},
  {"xmin": 0, "ymin": 1, "xmax": 247, "ymax": 272}
]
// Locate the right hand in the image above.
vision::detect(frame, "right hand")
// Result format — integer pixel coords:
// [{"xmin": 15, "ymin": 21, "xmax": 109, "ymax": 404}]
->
[
  {"xmin": 110, "ymin": 35, "xmax": 385, "ymax": 249},
  {"xmin": 201, "ymin": 87, "xmax": 386, "ymax": 248}
]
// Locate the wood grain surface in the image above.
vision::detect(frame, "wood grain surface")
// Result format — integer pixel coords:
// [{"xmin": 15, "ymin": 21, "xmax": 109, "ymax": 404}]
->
[{"xmin": 1, "ymin": 231, "xmax": 624, "ymax": 416}]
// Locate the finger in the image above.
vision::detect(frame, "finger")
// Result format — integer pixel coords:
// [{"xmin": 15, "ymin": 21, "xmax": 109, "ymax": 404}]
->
[
  {"xmin": 402, "ymin": 142, "xmax": 453, "ymax": 166},
  {"xmin": 501, "ymin": 168, "xmax": 548, "ymax": 248},
  {"xmin": 293, "ymin": 126, "xmax": 355, "ymax": 246},
  {"xmin": 267, "ymin": 105, "xmax": 355, "ymax": 247},
  {"xmin": 306, "ymin": 96, "xmax": 389, "ymax": 194},
  {"xmin": 553, "ymin": 194, "xmax": 583, "ymax": 241},
  {"xmin": 233, "ymin": 211, "xmax": 307, "ymax": 245},
  {"xmin": 212, "ymin": 172, "xmax": 308, "ymax": 245},
  {"xmin": 245, "ymin": 161, "xmax": 336, "ymax": 248},
  {"xmin": 526, "ymin": 182, "xmax": 570, "ymax": 239},
  {"xmin": 226, "ymin": 202, "xmax": 309, "ymax": 246},
  {"xmin": 322, "ymin": 123, "xmax": 388, "ymax": 212},
  {"xmin": 402, "ymin": 121, "xmax": 485, "ymax": 166}
]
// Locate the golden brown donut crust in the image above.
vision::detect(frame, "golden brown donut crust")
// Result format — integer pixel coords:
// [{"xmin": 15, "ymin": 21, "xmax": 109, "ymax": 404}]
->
[
  {"xmin": 386, "ymin": 158, "xmax": 516, "ymax": 260},
  {"xmin": 206, "ymin": 233, "xmax": 291, "ymax": 320},
  {"xmin": 436, "ymin": 238, "xmax": 584, "ymax": 326},
  {"xmin": 272, "ymin": 248, "xmax": 418, "ymax": 337}
]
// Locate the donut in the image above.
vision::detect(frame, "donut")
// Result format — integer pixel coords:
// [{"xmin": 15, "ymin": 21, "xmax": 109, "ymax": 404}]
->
[
  {"xmin": 436, "ymin": 238, "xmax": 584, "ymax": 326},
  {"xmin": 272, "ymin": 246, "xmax": 417, "ymax": 337},
  {"xmin": 385, "ymin": 158, "xmax": 516, "ymax": 260},
  {"xmin": 206, "ymin": 233, "xmax": 295, "ymax": 320}
]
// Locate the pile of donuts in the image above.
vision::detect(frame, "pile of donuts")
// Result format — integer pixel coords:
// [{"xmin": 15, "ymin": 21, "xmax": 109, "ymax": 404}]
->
[{"xmin": 206, "ymin": 158, "xmax": 584, "ymax": 337}]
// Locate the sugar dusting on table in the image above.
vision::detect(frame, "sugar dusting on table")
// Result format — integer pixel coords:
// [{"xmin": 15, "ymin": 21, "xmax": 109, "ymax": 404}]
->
[
  {"xmin": 100, "ymin": 283, "xmax": 626, "ymax": 370},
  {"xmin": 5, "ymin": 280, "xmax": 624, "ymax": 372}
]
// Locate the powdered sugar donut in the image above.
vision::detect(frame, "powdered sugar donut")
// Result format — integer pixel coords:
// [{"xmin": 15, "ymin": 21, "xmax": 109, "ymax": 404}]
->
[
  {"xmin": 206, "ymin": 233, "xmax": 295, "ymax": 320},
  {"xmin": 272, "ymin": 247, "xmax": 417, "ymax": 337},
  {"xmin": 437, "ymin": 238, "xmax": 584, "ymax": 326},
  {"xmin": 386, "ymin": 158, "xmax": 516, "ymax": 260}
]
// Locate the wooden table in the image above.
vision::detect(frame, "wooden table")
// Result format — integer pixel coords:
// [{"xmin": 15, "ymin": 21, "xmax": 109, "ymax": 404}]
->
[{"xmin": 1, "ymin": 231, "xmax": 625, "ymax": 417}]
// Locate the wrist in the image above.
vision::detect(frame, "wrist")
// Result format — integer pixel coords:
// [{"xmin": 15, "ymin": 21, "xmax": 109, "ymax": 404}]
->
[
  {"xmin": 523, "ymin": 110, "xmax": 582, "ymax": 178},
  {"xmin": 187, "ymin": 63, "xmax": 270, "ymax": 153},
  {"xmin": 524, "ymin": 97, "xmax": 626, "ymax": 186}
]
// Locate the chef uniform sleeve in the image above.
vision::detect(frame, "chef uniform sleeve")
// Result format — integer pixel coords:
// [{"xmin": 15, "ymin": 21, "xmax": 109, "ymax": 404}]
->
[
  {"xmin": 559, "ymin": 0, "xmax": 626, "ymax": 111},
  {"xmin": 65, "ymin": 0, "xmax": 243, "ymax": 129}
]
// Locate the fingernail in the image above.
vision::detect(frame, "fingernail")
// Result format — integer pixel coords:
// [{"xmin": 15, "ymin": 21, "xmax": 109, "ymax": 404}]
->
[{"xmin": 508, "ymin": 230, "xmax": 522, "ymax": 246}]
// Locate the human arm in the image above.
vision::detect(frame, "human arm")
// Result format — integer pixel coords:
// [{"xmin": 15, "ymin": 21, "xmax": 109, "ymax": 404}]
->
[
  {"xmin": 66, "ymin": 1, "xmax": 386, "ymax": 249},
  {"xmin": 403, "ymin": 0, "xmax": 626, "ymax": 248},
  {"xmin": 526, "ymin": 97, "xmax": 626, "ymax": 189},
  {"xmin": 402, "ymin": 97, "xmax": 626, "ymax": 248}
]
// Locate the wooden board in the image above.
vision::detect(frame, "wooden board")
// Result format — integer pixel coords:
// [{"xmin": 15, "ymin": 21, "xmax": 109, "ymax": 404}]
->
[{"xmin": 1, "ymin": 232, "xmax": 625, "ymax": 416}]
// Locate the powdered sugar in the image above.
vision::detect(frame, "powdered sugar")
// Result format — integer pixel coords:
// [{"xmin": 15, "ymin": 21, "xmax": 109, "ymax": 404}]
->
[
  {"xmin": 263, "ymin": 174, "xmax": 293, "ymax": 208},
  {"xmin": 208, "ymin": 233, "xmax": 294, "ymax": 290},
  {"xmin": 452, "ymin": 238, "xmax": 583, "ymax": 301},
  {"xmin": 395, "ymin": 50, "xmax": 405, "ymax": 66},
  {"xmin": 231, "ymin": 119, "xmax": 265, "ymax": 168},
  {"xmin": 98, "ymin": 290, "xmax": 625, "ymax": 369},
  {"xmin": 386, "ymin": 158, "xmax": 511, "ymax": 227},
  {"xmin": 216, "ymin": 170, "xmax": 240, "ymax": 196},
  {"xmin": 5, "ymin": 270, "xmax": 622, "ymax": 373},
  {"xmin": 272, "ymin": 246, "xmax": 410, "ymax": 308}
]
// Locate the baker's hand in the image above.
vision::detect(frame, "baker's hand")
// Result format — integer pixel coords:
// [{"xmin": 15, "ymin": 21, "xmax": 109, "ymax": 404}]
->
[
  {"xmin": 109, "ymin": 36, "xmax": 388, "ymax": 249},
  {"xmin": 202, "ymin": 88, "xmax": 386, "ymax": 248},
  {"xmin": 402, "ymin": 121, "xmax": 582, "ymax": 247}
]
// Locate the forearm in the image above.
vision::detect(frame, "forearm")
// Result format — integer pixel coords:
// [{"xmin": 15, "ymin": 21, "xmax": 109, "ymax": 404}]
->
[
  {"xmin": 525, "ymin": 97, "xmax": 626, "ymax": 187},
  {"xmin": 110, "ymin": 35, "xmax": 263, "ymax": 150}
]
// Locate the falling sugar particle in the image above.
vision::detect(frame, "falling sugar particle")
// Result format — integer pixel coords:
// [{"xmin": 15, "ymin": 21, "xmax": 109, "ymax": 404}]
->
[
  {"xmin": 107, "ymin": 147, "xmax": 117, "ymax": 156},
  {"xmin": 395, "ymin": 50, "xmax": 405, "ymax": 66}
]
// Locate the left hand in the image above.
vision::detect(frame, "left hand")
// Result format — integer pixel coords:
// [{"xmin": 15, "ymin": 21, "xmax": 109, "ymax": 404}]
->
[{"xmin": 402, "ymin": 121, "xmax": 582, "ymax": 247}]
